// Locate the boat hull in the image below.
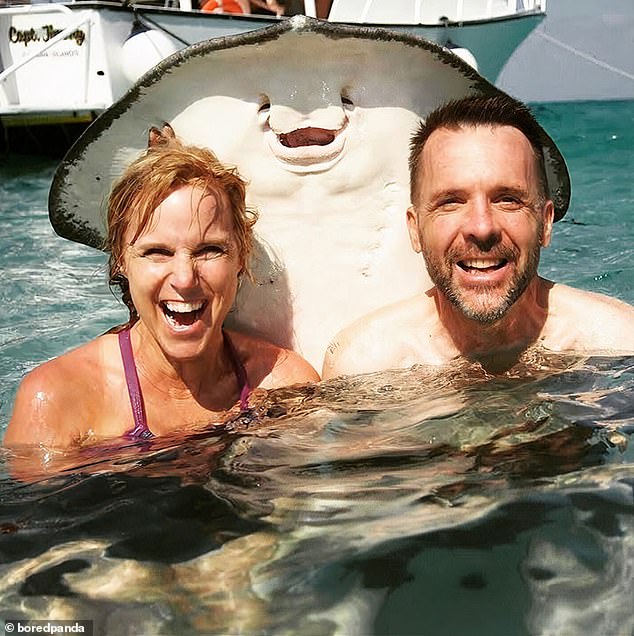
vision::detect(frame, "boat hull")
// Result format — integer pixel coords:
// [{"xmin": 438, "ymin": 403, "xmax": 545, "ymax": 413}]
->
[
  {"xmin": 340, "ymin": 14, "xmax": 543, "ymax": 83},
  {"xmin": 498, "ymin": 0, "xmax": 634, "ymax": 102}
]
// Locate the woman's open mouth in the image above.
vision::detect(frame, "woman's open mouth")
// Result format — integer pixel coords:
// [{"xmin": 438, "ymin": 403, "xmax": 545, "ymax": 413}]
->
[{"xmin": 161, "ymin": 300, "xmax": 207, "ymax": 329}]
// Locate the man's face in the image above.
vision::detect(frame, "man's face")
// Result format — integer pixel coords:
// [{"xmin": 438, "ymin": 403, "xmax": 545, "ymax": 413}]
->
[{"xmin": 407, "ymin": 124, "xmax": 554, "ymax": 324}]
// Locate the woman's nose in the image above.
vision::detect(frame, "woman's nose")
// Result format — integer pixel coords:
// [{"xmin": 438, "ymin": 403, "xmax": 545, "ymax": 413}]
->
[{"xmin": 170, "ymin": 254, "xmax": 198, "ymax": 288}]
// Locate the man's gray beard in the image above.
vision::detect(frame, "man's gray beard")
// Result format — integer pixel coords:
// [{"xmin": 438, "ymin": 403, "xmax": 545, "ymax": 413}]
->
[{"xmin": 423, "ymin": 243, "xmax": 542, "ymax": 325}]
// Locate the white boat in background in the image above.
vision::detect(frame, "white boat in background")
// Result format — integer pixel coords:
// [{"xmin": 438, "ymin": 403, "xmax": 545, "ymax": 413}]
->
[
  {"xmin": 498, "ymin": 0, "xmax": 634, "ymax": 103},
  {"xmin": 0, "ymin": 0, "xmax": 545, "ymax": 153}
]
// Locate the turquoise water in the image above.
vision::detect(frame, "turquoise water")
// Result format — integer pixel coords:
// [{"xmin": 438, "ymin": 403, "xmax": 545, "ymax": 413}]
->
[{"xmin": 0, "ymin": 101, "xmax": 632, "ymax": 635}]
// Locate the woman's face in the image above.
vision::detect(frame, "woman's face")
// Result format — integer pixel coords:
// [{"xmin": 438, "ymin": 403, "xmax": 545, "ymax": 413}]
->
[{"xmin": 122, "ymin": 184, "xmax": 242, "ymax": 361}]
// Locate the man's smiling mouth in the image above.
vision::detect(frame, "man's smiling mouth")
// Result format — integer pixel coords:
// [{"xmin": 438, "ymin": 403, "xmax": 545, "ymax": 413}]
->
[{"xmin": 458, "ymin": 258, "xmax": 508, "ymax": 273}]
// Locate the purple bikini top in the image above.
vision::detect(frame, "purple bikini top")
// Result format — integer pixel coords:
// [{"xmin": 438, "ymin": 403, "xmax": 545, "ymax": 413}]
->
[{"xmin": 118, "ymin": 328, "xmax": 251, "ymax": 440}]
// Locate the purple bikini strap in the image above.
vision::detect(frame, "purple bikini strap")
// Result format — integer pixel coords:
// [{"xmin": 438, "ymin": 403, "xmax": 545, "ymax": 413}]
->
[
  {"xmin": 118, "ymin": 328, "xmax": 153, "ymax": 440},
  {"xmin": 223, "ymin": 330, "xmax": 251, "ymax": 411},
  {"xmin": 119, "ymin": 328, "xmax": 251, "ymax": 440}
]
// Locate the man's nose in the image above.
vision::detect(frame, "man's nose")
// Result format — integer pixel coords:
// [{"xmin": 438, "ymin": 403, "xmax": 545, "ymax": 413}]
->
[{"xmin": 462, "ymin": 198, "xmax": 501, "ymax": 249}]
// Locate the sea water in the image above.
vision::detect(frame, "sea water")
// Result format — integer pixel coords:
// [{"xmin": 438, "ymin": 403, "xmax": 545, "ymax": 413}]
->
[{"xmin": 0, "ymin": 101, "xmax": 632, "ymax": 635}]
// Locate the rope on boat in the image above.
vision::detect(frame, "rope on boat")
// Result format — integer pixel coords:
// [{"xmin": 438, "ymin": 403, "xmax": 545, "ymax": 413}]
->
[
  {"xmin": 135, "ymin": 12, "xmax": 192, "ymax": 47},
  {"xmin": 536, "ymin": 30, "xmax": 634, "ymax": 82}
]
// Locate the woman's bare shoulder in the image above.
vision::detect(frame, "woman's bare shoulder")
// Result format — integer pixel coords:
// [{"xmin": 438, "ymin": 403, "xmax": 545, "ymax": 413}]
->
[
  {"xmin": 226, "ymin": 330, "xmax": 320, "ymax": 389},
  {"xmin": 5, "ymin": 335, "xmax": 118, "ymax": 447}
]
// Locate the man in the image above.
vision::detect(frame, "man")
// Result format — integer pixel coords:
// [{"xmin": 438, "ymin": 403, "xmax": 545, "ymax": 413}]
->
[{"xmin": 322, "ymin": 94, "xmax": 634, "ymax": 378}]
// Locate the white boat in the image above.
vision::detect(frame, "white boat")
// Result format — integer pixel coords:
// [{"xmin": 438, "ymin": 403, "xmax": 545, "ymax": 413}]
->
[
  {"xmin": 498, "ymin": 0, "xmax": 634, "ymax": 103},
  {"xmin": 0, "ymin": 0, "xmax": 545, "ymax": 153}
]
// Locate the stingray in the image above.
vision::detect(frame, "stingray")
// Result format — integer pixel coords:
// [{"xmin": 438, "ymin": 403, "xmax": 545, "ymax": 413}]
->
[{"xmin": 49, "ymin": 16, "xmax": 570, "ymax": 371}]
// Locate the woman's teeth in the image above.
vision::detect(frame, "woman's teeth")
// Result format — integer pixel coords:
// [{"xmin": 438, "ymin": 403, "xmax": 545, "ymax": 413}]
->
[
  {"xmin": 161, "ymin": 300, "xmax": 206, "ymax": 326},
  {"xmin": 164, "ymin": 300, "xmax": 204, "ymax": 313}
]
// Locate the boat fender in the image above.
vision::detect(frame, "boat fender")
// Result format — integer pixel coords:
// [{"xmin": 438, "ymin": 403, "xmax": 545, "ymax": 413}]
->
[
  {"xmin": 121, "ymin": 29, "xmax": 180, "ymax": 84},
  {"xmin": 448, "ymin": 47, "xmax": 478, "ymax": 72}
]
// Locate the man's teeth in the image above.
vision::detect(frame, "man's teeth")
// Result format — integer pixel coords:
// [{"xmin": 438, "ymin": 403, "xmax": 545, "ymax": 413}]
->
[
  {"xmin": 462, "ymin": 259, "xmax": 502, "ymax": 270},
  {"xmin": 164, "ymin": 301, "xmax": 204, "ymax": 313}
]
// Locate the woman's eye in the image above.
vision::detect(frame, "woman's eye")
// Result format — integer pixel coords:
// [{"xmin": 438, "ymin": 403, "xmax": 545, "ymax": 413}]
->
[
  {"xmin": 142, "ymin": 248, "xmax": 171, "ymax": 259},
  {"xmin": 198, "ymin": 245, "xmax": 225, "ymax": 258}
]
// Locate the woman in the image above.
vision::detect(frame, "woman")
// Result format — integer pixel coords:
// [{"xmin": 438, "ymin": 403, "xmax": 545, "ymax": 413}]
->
[{"xmin": 6, "ymin": 141, "xmax": 319, "ymax": 447}]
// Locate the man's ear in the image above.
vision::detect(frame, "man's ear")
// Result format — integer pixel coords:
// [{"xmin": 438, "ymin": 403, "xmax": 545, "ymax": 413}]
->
[
  {"xmin": 540, "ymin": 200, "xmax": 555, "ymax": 247},
  {"xmin": 406, "ymin": 206, "xmax": 422, "ymax": 253}
]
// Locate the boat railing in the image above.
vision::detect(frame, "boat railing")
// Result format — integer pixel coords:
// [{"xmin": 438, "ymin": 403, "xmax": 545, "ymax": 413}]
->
[
  {"xmin": 328, "ymin": 0, "xmax": 545, "ymax": 24},
  {"xmin": 0, "ymin": 0, "xmax": 79, "ymax": 5}
]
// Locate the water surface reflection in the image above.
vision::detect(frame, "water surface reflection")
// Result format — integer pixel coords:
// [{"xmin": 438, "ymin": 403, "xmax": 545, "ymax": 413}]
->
[{"xmin": 1, "ymin": 356, "xmax": 632, "ymax": 635}]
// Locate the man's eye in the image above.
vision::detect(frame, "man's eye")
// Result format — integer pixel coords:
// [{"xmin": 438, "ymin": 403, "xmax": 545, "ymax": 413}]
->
[
  {"xmin": 437, "ymin": 198, "xmax": 462, "ymax": 210},
  {"xmin": 497, "ymin": 196, "xmax": 523, "ymax": 208}
]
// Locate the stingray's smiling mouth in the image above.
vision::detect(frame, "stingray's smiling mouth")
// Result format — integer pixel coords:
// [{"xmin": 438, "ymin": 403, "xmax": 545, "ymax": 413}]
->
[
  {"xmin": 266, "ymin": 122, "xmax": 348, "ymax": 171},
  {"xmin": 260, "ymin": 96, "xmax": 351, "ymax": 172},
  {"xmin": 279, "ymin": 127, "xmax": 336, "ymax": 148}
]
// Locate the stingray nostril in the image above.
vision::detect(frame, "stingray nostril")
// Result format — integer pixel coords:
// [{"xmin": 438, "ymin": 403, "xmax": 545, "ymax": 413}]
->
[{"xmin": 258, "ymin": 96, "xmax": 271, "ymax": 113}]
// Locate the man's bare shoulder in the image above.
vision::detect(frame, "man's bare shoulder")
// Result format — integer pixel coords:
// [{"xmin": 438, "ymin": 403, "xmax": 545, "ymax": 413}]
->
[
  {"xmin": 322, "ymin": 293, "xmax": 441, "ymax": 379},
  {"xmin": 544, "ymin": 282, "xmax": 634, "ymax": 353},
  {"xmin": 226, "ymin": 330, "xmax": 320, "ymax": 389}
]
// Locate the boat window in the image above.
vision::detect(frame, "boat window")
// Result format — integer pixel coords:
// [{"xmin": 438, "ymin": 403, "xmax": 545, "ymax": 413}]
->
[
  {"xmin": 329, "ymin": 0, "xmax": 417, "ymax": 24},
  {"xmin": 328, "ymin": 0, "xmax": 531, "ymax": 24}
]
